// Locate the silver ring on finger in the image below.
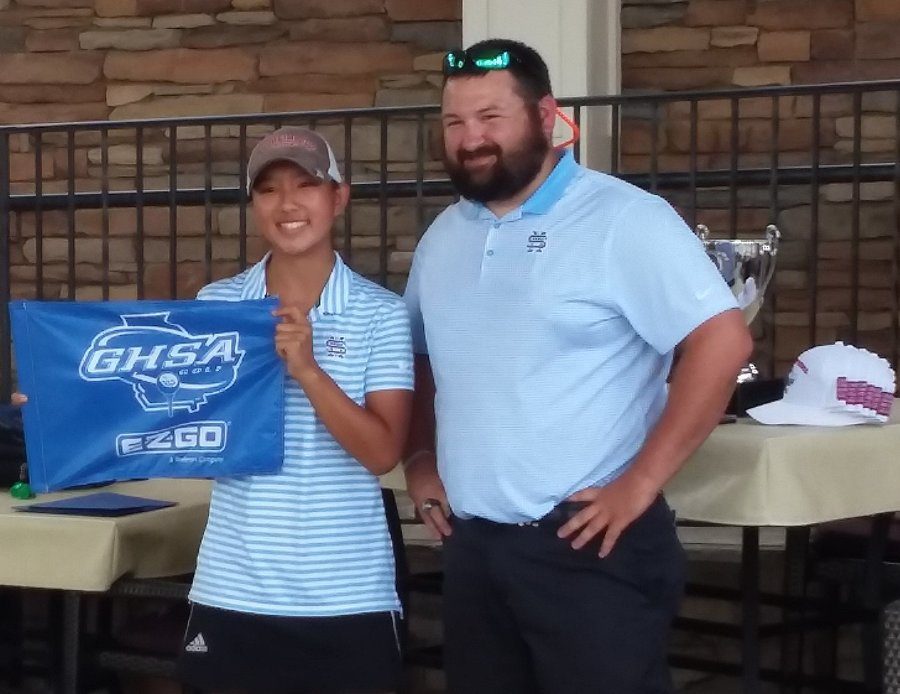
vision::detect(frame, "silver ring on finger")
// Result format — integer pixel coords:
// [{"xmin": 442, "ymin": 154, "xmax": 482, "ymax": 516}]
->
[{"xmin": 420, "ymin": 498, "xmax": 440, "ymax": 513}]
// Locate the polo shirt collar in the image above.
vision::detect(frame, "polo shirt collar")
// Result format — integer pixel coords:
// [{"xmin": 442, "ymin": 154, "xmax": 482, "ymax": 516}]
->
[
  {"xmin": 460, "ymin": 149, "xmax": 579, "ymax": 222},
  {"xmin": 238, "ymin": 254, "xmax": 268, "ymax": 301},
  {"xmin": 314, "ymin": 251, "xmax": 352, "ymax": 318},
  {"xmin": 239, "ymin": 251, "xmax": 352, "ymax": 320}
]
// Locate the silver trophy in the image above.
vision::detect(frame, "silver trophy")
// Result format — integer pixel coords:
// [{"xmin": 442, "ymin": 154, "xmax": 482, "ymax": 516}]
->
[{"xmin": 695, "ymin": 223, "xmax": 780, "ymax": 383}]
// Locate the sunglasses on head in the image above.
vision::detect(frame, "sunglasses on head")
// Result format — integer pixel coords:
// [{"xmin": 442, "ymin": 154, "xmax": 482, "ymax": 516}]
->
[{"xmin": 443, "ymin": 48, "xmax": 521, "ymax": 76}]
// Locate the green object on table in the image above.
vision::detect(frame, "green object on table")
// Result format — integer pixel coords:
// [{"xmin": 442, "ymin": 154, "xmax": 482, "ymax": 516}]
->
[
  {"xmin": 10, "ymin": 481, "xmax": 33, "ymax": 500},
  {"xmin": 10, "ymin": 463, "xmax": 34, "ymax": 500}
]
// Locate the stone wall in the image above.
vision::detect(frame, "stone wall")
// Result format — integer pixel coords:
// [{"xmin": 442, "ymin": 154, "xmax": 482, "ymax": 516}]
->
[
  {"xmin": 0, "ymin": 0, "xmax": 459, "ymax": 121},
  {"xmin": 0, "ymin": 0, "xmax": 459, "ymax": 302},
  {"xmin": 622, "ymin": 0, "xmax": 900, "ymax": 91},
  {"xmin": 621, "ymin": 0, "xmax": 900, "ymax": 374}
]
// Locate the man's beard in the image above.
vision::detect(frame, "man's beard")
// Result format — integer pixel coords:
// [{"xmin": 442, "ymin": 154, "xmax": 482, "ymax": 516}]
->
[{"xmin": 443, "ymin": 110, "xmax": 550, "ymax": 204}]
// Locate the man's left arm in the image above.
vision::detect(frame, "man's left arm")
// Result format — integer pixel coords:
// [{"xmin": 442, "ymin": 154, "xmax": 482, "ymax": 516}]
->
[{"xmin": 559, "ymin": 308, "xmax": 752, "ymax": 556}]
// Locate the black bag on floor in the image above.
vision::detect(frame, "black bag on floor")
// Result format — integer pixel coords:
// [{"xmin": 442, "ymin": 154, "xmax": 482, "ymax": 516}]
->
[{"xmin": 0, "ymin": 405, "xmax": 26, "ymax": 488}]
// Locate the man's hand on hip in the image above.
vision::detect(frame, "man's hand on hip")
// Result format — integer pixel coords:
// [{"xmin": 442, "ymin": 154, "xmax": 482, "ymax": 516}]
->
[
  {"xmin": 404, "ymin": 452, "xmax": 452, "ymax": 540},
  {"xmin": 558, "ymin": 472, "xmax": 658, "ymax": 558}
]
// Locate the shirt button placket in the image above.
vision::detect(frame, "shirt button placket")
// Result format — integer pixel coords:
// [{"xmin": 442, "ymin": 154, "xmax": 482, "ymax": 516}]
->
[
  {"xmin": 481, "ymin": 223, "xmax": 499, "ymax": 275},
  {"xmin": 486, "ymin": 223, "xmax": 500, "ymax": 258}
]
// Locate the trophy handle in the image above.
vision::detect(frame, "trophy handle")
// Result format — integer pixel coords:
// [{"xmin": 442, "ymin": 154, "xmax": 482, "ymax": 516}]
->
[
  {"xmin": 764, "ymin": 223, "xmax": 780, "ymax": 253},
  {"xmin": 758, "ymin": 224, "xmax": 781, "ymax": 299}
]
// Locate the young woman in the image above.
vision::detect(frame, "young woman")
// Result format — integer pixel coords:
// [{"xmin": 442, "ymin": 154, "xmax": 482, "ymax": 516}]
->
[{"xmin": 177, "ymin": 126, "xmax": 414, "ymax": 693}]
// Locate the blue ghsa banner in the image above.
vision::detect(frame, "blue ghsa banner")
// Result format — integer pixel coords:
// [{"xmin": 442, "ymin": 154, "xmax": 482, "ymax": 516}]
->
[{"xmin": 9, "ymin": 298, "xmax": 284, "ymax": 492}]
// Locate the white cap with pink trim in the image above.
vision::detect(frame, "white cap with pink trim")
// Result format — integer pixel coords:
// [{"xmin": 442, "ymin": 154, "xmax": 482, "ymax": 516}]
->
[{"xmin": 747, "ymin": 342, "xmax": 895, "ymax": 426}]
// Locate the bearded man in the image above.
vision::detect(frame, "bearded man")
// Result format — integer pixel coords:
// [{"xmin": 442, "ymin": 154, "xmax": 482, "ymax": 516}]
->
[{"xmin": 402, "ymin": 38, "xmax": 752, "ymax": 694}]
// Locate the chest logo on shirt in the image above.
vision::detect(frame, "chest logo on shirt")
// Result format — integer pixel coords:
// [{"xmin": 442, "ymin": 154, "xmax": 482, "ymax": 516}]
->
[
  {"xmin": 526, "ymin": 232, "xmax": 547, "ymax": 253},
  {"xmin": 325, "ymin": 336, "xmax": 347, "ymax": 358}
]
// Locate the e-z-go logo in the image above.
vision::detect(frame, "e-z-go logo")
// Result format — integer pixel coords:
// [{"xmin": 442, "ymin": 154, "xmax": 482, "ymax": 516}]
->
[
  {"xmin": 116, "ymin": 421, "xmax": 227, "ymax": 458},
  {"xmin": 78, "ymin": 312, "xmax": 245, "ymax": 416}
]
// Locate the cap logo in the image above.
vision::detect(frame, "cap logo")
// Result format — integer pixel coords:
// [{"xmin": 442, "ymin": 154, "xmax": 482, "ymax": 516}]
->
[
  {"xmin": 795, "ymin": 359, "xmax": 808, "ymax": 374},
  {"xmin": 267, "ymin": 133, "xmax": 318, "ymax": 151},
  {"xmin": 836, "ymin": 376, "xmax": 893, "ymax": 417}
]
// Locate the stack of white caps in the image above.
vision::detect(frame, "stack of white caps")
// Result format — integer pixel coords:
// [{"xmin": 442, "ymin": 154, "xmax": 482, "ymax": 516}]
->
[{"xmin": 747, "ymin": 342, "xmax": 896, "ymax": 426}]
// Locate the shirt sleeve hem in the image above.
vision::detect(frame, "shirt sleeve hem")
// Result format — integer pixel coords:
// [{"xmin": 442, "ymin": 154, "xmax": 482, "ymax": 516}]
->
[{"xmin": 653, "ymin": 302, "xmax": 742, "ymax": 355}]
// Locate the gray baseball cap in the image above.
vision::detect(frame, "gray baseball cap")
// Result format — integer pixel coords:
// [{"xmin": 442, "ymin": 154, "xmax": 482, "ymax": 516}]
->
[{"xmin": 247, "ymin": 126, "xmax": 343, "ymax": 191}]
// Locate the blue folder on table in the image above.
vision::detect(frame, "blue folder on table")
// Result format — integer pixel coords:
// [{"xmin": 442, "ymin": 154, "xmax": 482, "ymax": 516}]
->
[{"xmin": 15, "ymin": 492, "xmax": 175, "ymax": 517}]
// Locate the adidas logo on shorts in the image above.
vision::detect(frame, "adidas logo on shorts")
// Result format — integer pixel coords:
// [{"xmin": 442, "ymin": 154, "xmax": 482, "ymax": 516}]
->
[{"xmin": 185, "ymin": 633, "xmax": 208, "ymax": 653}]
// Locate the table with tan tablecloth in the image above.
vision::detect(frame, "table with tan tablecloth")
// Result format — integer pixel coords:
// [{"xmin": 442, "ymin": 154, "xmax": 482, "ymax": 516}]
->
[
  {"xmin": 380, "ymin": 409, "xmax": 900, "ymax": 528},
  {"xmin": 0, "ymin": 478, "xmax": 211, "ymax": 592},
  {"xmin": 665, "ymin": 411, "xmax": 900, "ymax": 527}
]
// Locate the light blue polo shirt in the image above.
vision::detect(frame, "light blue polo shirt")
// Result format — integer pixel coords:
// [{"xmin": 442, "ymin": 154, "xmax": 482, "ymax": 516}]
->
[
  {"xmin": 404, "ymin": 151, "xmax": 737, "ymax": 523},
  {"xmin": 189, "ymin": 251, "xmax": 414, "ymax": 616}
]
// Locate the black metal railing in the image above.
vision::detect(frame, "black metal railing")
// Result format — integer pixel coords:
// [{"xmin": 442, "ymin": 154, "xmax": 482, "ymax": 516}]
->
[{"xmin": 1, "ymin": 78, "xmax": 899, "ymax": 399}]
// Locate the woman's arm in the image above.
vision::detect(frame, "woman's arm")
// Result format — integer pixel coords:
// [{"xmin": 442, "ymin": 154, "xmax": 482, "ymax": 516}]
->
[{"xmin": 274, "ymin": 304, "xmax": 413, "ymax": 476}]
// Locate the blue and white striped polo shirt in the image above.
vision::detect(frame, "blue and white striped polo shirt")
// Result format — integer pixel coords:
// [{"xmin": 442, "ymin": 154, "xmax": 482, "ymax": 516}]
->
[
  {"xmin": 405, "ymin": 151, "xmax": 737, "ymax": 523},
  {"xmin": 189, "ymin": 251, "xmax": 414, "ymax": 617}
]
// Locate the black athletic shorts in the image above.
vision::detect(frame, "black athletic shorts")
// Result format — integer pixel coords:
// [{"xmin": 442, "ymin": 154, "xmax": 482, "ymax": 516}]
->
[{"xmin": 177, "ymin": 603, "xmax": 402, "ymax": 693}]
